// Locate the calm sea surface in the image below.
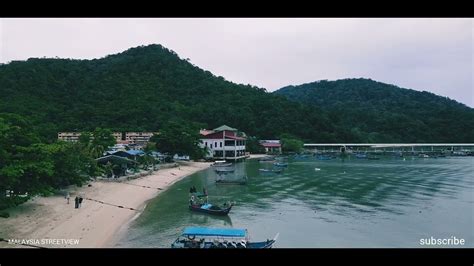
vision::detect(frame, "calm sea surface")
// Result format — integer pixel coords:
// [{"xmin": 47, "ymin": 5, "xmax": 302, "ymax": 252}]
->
[{"xmin": 116, "ymin": 156, "xmax": 473, "ymax": 248}]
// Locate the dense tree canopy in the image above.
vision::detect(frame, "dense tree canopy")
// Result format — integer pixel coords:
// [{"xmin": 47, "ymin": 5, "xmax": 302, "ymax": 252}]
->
[
  {"xmin": 280, "ymin": 134, "xmax": 304, "ymax": 153},
  {"xmin": 150, "ymin": 120, "xmax": 206, "ymax": 159},
  {"xmin": 0, "ymin": 114, "xmax": 94, "ymax": 213},
  {"xmin": 275, "ymin": 79, "xmax": 474, "ymax": 143}
]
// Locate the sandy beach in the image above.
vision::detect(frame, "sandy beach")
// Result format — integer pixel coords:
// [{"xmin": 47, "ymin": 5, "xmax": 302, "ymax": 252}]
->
[{"xmin": 0, "ymin": 161, "xmax": 212, "ymax": 248}]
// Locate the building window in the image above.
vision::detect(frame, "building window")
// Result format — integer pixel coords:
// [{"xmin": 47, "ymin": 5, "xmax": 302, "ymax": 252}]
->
[
  {"xmin": 215, "ymin": 142, "xmax": 217, "ymax": 147},
  {"xmin": 220, "ymin": 142, "xmax": 222, "ymax": 147},
  {"xmin": 210, "ymin": 144, "xmax": 213, "ymax": 149}
]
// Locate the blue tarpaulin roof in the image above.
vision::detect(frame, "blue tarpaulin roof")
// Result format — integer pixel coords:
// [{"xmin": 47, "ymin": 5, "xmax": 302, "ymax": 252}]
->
[
  {"xmin": 126, "ymin": 150, "xmax": 145, "ymax": 156},
  {"xmin": 182, "ymin": 227, "xmax": 247, "ymax": 237}
]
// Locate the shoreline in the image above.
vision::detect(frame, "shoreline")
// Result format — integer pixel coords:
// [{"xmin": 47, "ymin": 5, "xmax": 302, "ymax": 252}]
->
[{"xmin": 0, "ymin": 161, "xmax": 212, "ymax": 248}]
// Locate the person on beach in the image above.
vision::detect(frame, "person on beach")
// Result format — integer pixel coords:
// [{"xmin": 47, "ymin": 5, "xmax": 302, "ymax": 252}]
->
[
  {"xmin": 79, "ymin": 196, "xmax": 83, "ymax": 208},
  {"xmin": 74, "ymin": 196, "xmax": 79, "ymax": 209},
  {"xmin": 66, "ymin": 193, "xmax": 70, "ymax": 204}
]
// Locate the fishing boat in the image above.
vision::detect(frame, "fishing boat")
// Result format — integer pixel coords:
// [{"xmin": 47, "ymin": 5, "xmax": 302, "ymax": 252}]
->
[
  {"xmin": 259, "ymin": 168, "xmax": 283, "ymax": 174},
  {"xmin": 214, "ymin": 167, "xmax": 235, "ymax": 174},
  {"xmin": 259, "ymin": 156, "xmax": 276, "ymax": 161},
  {"xmin": 189, "ymin": 202, "xmax": 233, "ymax": 216},
  {"xmin": 418, "ymin": 154, "xmax": 430, "ymax": 158},
  {"xmin": 355, "ymin": 153, "xmax": 367, "ymax": 159},
  {"xmin": 273, "ymin": 162, "xmax": 288, "ymax": 167},
  {"xmin": 171, "ymin": 227, "xmax": 278, "ymax": 249},
  {"xmin": 216, "ymin": 175, "xmax": 248, "ymax": 185},
  {"xmin": 317, "ymin": 155, "xmax": 332, "ymax": 160},
  {"xmin": 212, "ymin": 160, "xmax": 233, "ymax": 167}
]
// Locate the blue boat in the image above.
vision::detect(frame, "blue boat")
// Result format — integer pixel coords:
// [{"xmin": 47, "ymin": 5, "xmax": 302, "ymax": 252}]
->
[
  {"xmin": 171, "ymin": 227, "xmax": 278, "ymax": 249},
  {"xmin": 317, "ymin": 155, "xmax": 332, "ymax": 160},
  {"xmin": 355, "ymin": 153, "xmax": 367, "ymax": 159}
]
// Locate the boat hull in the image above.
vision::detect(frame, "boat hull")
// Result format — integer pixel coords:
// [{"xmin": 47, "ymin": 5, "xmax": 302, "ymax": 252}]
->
[
  {"xmin": 216, "ymin": 180, "xmax": 247, "ymax": 185},
  {"xmin": 189, "ymin": 204, "xmax": 232, "ymax": 216}
]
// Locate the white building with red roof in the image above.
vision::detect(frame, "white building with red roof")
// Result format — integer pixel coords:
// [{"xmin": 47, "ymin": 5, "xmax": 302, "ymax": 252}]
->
[
  {"xmin": 199, "ymin": 125, "xmax": 247, "ymax": 160},
  {"xmin": 260, "ymin": 140, "xmax": 282, "ymax": 154}
]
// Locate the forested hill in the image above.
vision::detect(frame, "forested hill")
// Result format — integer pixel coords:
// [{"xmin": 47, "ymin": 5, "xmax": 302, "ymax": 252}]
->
[
  {"xmin": 274, "ymin": 79, "xmax": 474, "ymax": 142},
  {"xmin": 1, "ymin": 45, "xmax": 472, "ymax": 143},
  {"xmin": 0, "ymin": 44, "xmax": 339, "ymax": 143}
]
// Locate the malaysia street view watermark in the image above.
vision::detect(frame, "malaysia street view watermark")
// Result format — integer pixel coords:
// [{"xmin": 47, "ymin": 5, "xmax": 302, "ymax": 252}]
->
[{"xmin": 7, "ymin": 239, "xmax": 80, "ymax": 246}]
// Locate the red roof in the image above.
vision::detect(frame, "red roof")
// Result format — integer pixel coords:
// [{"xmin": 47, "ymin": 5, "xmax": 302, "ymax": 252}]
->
[
  {"xmin": 226, "ymin": 135, "xmax": 246, "ymax": 140},
  {"xmin": 200, "ymin": 129, "xmax": 215, "ymax": 136},
  {"xmin": 201, "ymin": 131, "xmax": 224, "ymax": 139},
  {"xmin": 201, "ymin": 130, "xmax": 243, "ymax": 139},
  {"xmin": 261, "ymin": 143, "xmax": 281, "ymax": 148}
]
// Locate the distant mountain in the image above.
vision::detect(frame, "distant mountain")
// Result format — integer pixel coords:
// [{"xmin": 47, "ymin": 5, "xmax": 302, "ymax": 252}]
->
[
  {"xmin": 0, "ymin": 45, "xmax": 338, "ymax": 142},
  {"xmin": 274, "ymin": 78, "xmax": 474, "ymax": 142}
]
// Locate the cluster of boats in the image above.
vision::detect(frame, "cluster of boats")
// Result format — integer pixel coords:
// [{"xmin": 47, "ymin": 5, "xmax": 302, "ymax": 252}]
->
[
  {"xmin": 259, "ymin": 156, "xmax": 288, "ymax": 174},
  {"xmin": 174, "ymin": 160, "xmax": 278, "ymax": 248}
]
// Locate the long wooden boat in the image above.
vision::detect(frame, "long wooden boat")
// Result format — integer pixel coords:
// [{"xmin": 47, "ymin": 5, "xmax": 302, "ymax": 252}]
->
[
  {"xmin": 212, "ymin": 161, "xmax": 233, "ymax": 167},
  {"xmin": 273, "ymin": 162, "xmax": 288, "ymax": 167},
  {"xmin": 317, "ymin": 155, "xmax": 333, "ymax": 160},
  {"xmin": 259, "ymin": 168, "xmax": 283, "ymax": 174},
  {"xmin": 216, "ymin": 176, "xmax": 248, "ymax": 185},
  {"xmin": 214, "ymin": 167, "xmax": 235, "ymax": 174},
  {"xmin": 355, "ymin": 153, "xmax": 367, "ymax": 159},
  {"xmin": 171, "ymin": 227, "xmax": 278, "ymax": 249},
  {"xmin": 189, "ymin": 203, "xmax": 233, "ymax": 216}
]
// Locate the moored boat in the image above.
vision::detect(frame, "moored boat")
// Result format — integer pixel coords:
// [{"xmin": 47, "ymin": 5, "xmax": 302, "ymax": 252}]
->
[
  {"xmin": 317, "ymin": 155, "xmax": 332, "ymax": 160},
  {"xmin": 355, "ymin": 153, "xmax": 367, "ymax": 159},
  {"xmin": 189, "ymin": 202, "xmax": 233, "ymax": 216},
  {"xmin": 171, "ymin": 227, "xmax": 278, "ymax": 249},
  {"xmin": 259, "ymin": 156, "xmax": 276, "ymax": 163},
  {"xmin": 273, "ymin": 162, "xmax": 288, "ymax": 167},
  {"xmin": 216, "ymin": 175, "xmax": 248, "ymax": 185},
  {"xmin": 214, "ymin": 167, "xmax": 235, "ymax": 174},
  {"xmin": 259, "ymin": 168, "xmax": 283, "ymax": 174},
  {"xmin": 212, "ymin": 160, "xmax": 233, "ymax": 167}
]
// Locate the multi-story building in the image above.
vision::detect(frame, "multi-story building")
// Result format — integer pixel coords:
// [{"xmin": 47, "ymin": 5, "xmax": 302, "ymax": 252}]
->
[
  {"xmin": 58, "ymin": 132, "xmax": 132, "ymax": 143},
  {"xmin": 58, "ymin": 132, "xmax": 82, "ymax": 142},
  {"xmin": 199, "ymin": 125, "xmax": 247, "ymax": 161},
  {"xmin": 125, "ymin": 132, "xmax": 156, "ymax": 146}
]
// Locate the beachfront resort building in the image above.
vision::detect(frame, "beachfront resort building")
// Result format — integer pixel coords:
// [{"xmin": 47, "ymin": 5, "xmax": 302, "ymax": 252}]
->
[
  {"xmin": 58, "ymin": 132, "xmax": 123, "ymax": 142},
  {"xmin": 57, "ymin": 132, "xmax": 82, "ymax": 142},
  {"xmin": 199, "ymin": 125, "xmax": 247, "ymax": 161},
  {"xmin": 260, "ymin": 140, "xmax": 282, "ymax": 154},
  {"xmin": 125, "ymin": 132, "xmax": 156, "ymax": 146},
  {"xmin": 58, "ymin": 132, "xmax": 156, "ymax": 148}
]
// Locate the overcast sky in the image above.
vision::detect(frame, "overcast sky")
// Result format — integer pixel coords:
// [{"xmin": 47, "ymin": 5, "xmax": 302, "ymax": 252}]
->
[{"xmin": 1, "ymin": 18, "xmax": 472, "ymax": 107}]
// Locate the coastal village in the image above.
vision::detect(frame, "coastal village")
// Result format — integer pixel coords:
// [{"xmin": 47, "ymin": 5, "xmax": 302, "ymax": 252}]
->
[
  {"xmin": 1, "ymin": 122, "xmax": 472, "ymax": 248},
  {"xmin": 56, "ymin": 125, "xmax": 282, "ymax": 180},
  {"xmin": 0, "ymin": 124, "xmax": 282, "ymax": 248}
]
